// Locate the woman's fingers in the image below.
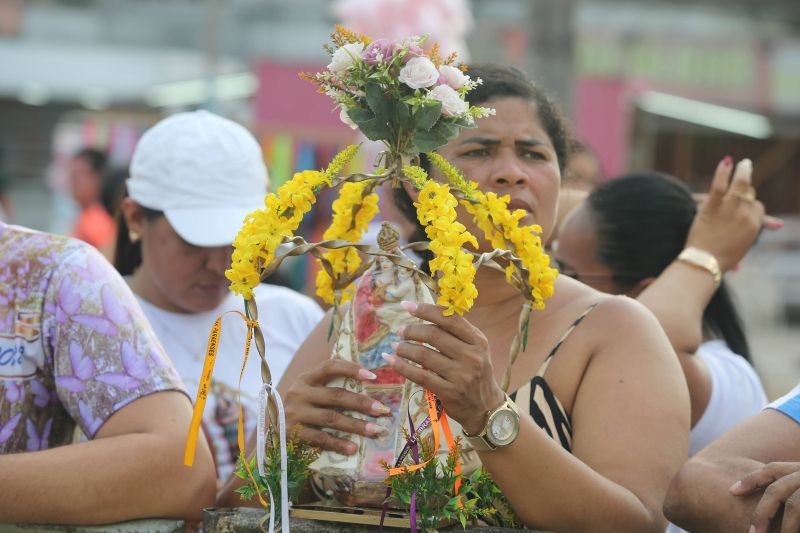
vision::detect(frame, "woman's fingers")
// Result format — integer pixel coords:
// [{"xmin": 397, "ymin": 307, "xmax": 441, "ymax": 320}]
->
[
  {"xmin": 391, "ymin": 337, "xmax": 454, "ymax": 376},
  {"xmin": 708, "ymin": 156, "xmax": 733, "ymax": 201},
  {"xmin": 731, "ymin": 462, "xmax": 800, "ymax": 496},
  {"xmin": 306, "ymin": 358, "xmax": 377, "ymax": 386},
  {"xmin": 399, "ymin": 322, "xmax": 468, "ymax": 363},
  {"xmin": 297, "ymin": 425, "xmax": 358, "ymax": 455},
  {"xmin": 748, "ymin": 470, "xmax": 800, "ymax": 533},
  {"xmin": 402, "ymin": 301, "xmax": 486, "ymax": 346},
  {"xmin": 729, "ymin": 158, "xmax": 754, "ymax": 194},
  {"xmin": 381, "ymin": 351, "xmax": 452, "ymax": 395},
  {"xmin": 763, "ymin": 215, "xmax": 785, "ymax": 231}
]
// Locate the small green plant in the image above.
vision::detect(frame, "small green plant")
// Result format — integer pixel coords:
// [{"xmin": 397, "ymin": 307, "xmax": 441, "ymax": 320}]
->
[
  {"xmin": 466, "ymin": 467, "xmax": 522, "ymax": 529},
  {"xmin": 386, "ymin": 436, "xmax": 492, "ymax": 531},
  {"xmin": 235, "ymin": 426, "xmax": 321, "ymax": 520}
]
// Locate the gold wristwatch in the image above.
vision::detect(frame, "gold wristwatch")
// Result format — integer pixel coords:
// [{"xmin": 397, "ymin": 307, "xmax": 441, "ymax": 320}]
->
[
  {"xmin": 678, "ymin": 247, "xmax": 721, "ymax": 285},
  {"xmin": 461, "ymin": 394, "xmax": 520, "ymax": 452}
]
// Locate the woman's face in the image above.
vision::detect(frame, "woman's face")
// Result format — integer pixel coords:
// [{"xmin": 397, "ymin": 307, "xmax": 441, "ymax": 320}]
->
[
  {"xmin": 553, "ymin": 204, "xmax": 621, "ymax": 294},
  {"xmin": 435, "ymin": 97, "xmax": 562, "ymax": 247},
  {"xmin": 125, "ymin": 201, "xmax": 233, "ymax": 313}
]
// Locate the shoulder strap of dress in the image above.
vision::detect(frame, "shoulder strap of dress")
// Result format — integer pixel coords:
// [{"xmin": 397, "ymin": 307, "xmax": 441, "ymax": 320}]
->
[{"xmin": 535, "ymin": 302, "xmax": 600, "ymax": 378}]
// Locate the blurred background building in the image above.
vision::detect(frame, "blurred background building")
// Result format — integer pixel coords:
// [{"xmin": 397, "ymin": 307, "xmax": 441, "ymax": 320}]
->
[{"xmin": 0, "ymin": 0, "xmax": 798, "ymax": 396}]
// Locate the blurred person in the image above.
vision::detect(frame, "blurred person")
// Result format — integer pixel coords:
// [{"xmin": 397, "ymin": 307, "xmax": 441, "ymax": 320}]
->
[
  {"xmin": 68, "ymin": 148, "xmax": 116, "ymax": 258},
  {"xmin": 664, "ymin": 385, "xmax": 800, "ymax": 532},
  {"xmin": 563, "ymin": 139, "xmax": 602, "ymax": 192},
  {"xmin": 101, "ymin": 166, "xmax": 130, "ymax": 221},
  {"xmin": 555, "ymin": 161, "xmax": 770, "ymax": 467},
  {"xmin": 114, "ymin": 111, "xmax": 323, "ymax": 481},
  {"xmin": 0, "ymin": 220, "xmax": 216, "ymax": 524}
]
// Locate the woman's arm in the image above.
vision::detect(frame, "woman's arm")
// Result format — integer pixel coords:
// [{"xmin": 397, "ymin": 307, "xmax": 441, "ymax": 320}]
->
[
  {"xmin": 0, "ymin": 392, "xmax": 216, "ymax": 524},
  {"xmin": 388, "ymin": 297, "xmax": 690, "ymax": 532},
  {"xmin": 664, "ymin": 409, "xmax": 800, "ymax": 532},
  {"xmin": 637, "ymin": 157, "xmax": 765, "ymax": 355}
]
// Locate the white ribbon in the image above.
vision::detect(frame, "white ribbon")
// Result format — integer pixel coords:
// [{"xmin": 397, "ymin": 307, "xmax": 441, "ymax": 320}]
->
[{"xmin": 258, "ymin": 383, "xmax": 290, "ymax": 533}]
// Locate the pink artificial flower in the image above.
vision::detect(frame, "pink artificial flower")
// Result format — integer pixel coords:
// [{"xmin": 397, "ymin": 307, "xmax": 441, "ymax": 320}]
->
[{"xmin": 362, "ymin": 39, "xmax": 396, "ymax": 65}]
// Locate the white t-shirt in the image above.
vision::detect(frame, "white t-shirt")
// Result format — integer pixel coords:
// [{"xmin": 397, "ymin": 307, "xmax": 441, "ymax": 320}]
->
[
  {"xmin": 689, "ymin": 340, "xmax": 767, "ymax": 456},
  {"xmin": 136, "ymin": 284, "xmax": 323, "ymax": 479},
  {"xmin": 667, "ymin": 339, "xmax": 767, "ymax": 533}
]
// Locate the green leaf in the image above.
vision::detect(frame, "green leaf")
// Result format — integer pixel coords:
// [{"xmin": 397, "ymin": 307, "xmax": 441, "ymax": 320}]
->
[
  {"xmin": 365, "ymin": 82, "xmax": 392, "ymax": 121},
  {"xmin": 348, "ymin": 107, "xmax": 391, "ymax": 141},
  {"xmin": 459, "ymin": 513, "xmax": 467, "ymax": 529},
  {"xmin": 395, "ymin": 101, "xmax": 415, "ymax": 131},
  {"xmin": 414, "ymin": 101, "xmax": 443, "ymax": 132},
  {"xmin": 431, "ymin": 119, "xmax": 460, "ymax": 141},
  {"xmin": 411, "ymin": 128, "xmax": 449, "ymax": 153}
]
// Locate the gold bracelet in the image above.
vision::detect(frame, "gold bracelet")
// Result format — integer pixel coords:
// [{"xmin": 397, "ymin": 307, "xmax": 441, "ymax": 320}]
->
[{"xmin": 678, "ymin": 247, "xmax": 721, "ymax": 285}]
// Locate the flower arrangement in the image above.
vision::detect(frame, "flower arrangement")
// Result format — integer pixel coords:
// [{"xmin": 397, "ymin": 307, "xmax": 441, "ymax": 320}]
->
[
  {"xmin": 302, "ymin": 26, "xmax": 494, "ymax": 155},
  {"xmin": 186, "ymin": 26, "xmax": 558, "ymax": 533}
]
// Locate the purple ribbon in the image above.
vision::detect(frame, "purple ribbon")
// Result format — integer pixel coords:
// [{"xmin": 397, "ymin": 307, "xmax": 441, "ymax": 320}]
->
[{"xmin": 378, "ymin": 401, "xmax": 444, "ymax": 532}]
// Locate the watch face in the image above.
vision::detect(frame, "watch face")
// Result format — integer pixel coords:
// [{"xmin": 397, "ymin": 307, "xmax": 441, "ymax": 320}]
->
[{"xmin": 488, "ymin": 408, "xmax": 519, "ymax": 446}]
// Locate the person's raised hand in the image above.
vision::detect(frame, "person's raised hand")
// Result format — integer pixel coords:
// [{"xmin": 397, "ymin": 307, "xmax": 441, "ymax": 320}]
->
[
  {"xmin": 283, "ymin": 359, "xmax": 391, "ymax": 455},
  {"xmin": 686, "ymin": 157, "xmax": 781, "ymax": 272}
]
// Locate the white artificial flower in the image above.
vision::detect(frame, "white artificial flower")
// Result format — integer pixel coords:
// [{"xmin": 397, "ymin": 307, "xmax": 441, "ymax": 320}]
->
[
  {"xmin": 402, "ymin": 35, "xmax": 423, "ymax": 49},
  {"xmin": 339, "ymin": 107, "xmax": 359, "ymax": 130},
  {"xmin": 328, "ymin": 42, "xmax": 364, "ymax": 76},
  {"xmin": 398, "ymin": 57, "xmax": 440, "ymax": 90},
  {"xmin": 428, "ymin": 85, "xmax": 469, "ymax": 117},
  {"xmin": 438, "ymin": 64, "xmax": 470, "ymax": 90}
]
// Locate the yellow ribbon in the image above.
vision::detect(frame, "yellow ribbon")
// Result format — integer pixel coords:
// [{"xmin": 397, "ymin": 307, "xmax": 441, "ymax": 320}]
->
[{"xmin": 183, "ymin": 310, "xmax": 257, "ymax": 468}]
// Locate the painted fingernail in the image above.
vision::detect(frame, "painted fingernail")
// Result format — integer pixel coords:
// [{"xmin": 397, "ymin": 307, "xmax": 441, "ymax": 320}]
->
[
  {"xmin": 729, "ymin": 480, "xmax": 742, "ymax": 493},
  {"xmin": 372, "ymin": 401, "xmax": 391, "ymax": 414},
  {"xmin": 722, "ymin": 155, "xmax": 732, "ymax": 166},
  {"xmin": 358, "ymin": 368, "xmax": 377, "ymax": 380},
  {"xmin": 382, "ymin": 352, "xmax": 397, "ymax": 365},
  {"xmin": 365, "ymin": 422, "xmax": 386, "ymax": 436},
  {"xmin": 344, "ymin": 441, "xmax": 357, "ymax": 454},
  {"xmin": 401, "ymin": 301, "xmax": 417, "ymax": 313},
  {"xmin": 390, "ymin": 341, "xmax": 399, "ymax": 351}
]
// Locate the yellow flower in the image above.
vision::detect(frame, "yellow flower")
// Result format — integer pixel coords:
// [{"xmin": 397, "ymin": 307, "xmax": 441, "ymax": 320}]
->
[
  {"xmin": 226, "ymin": 169, "xmax": 331, "ymax": 298},
  {"xmin": 324, "ymin": 144, "xmax": 360, "ymax": 182},
  {"xmin": 426, "ymin": 152, "xmax": 478, "ymax": 199},
  {"xmin": 315, "ymin": 181, "xmax": 380, "ymax": 304},
  {"xmin": 461, "ymin": 190, "xmax": 558, "ymax": 310},
  {"xmin": 414, "ymin": 181, "xmax": 478, "ymax": 316}
]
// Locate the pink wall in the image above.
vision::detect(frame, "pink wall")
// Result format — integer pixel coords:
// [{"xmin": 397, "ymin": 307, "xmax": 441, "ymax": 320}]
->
[
  {"xmin": 254, "ymin": 60, "xmax": 352, "ymax": 133},
  {"xmin": 574, "ymin": 77, "xmax": 630, "ymax": 178}
]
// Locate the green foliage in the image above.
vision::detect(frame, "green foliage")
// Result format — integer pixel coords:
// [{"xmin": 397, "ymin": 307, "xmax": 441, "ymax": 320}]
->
[
  {"xmin": 466, "ymin": 467, "xmax": 523, "ymax": 530},
  {"xmin": 385, "ymin": 437, "xmax": 513, "ymax": 532},
  {"xmin": 234, "ymin": 428, "xmax": 321, "ymax": 522}
]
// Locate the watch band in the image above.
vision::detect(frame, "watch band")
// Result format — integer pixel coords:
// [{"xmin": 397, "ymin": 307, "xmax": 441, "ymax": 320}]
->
[
  {"xmin": 678, "ymin": 247, "xmax": 721, "ymax": 285},
  {"xmin": 461, "ymin": 395, "xmax": 519, "ymax": 452}
]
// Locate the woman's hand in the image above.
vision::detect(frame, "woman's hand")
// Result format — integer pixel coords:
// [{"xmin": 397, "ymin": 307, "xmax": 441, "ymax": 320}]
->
[
  {"xmin": 381, "ymin": 301, "xmax": 505, "ymax": 435},
  {"xmin": 283, "ymin": 359, "xmax": 392, "ymax": 455},
  {"xmin": 686, "ymin": 157, "xmax": 782, "ymax": 272},
  {"xmin": 730, "ymin": 462, "xmax": 800, "ymax": 533}
]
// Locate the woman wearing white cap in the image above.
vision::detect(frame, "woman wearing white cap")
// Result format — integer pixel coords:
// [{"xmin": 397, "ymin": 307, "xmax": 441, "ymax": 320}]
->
[{"xmin": 115, "ymin": 111, "xmax": 324, "ymax": 480}]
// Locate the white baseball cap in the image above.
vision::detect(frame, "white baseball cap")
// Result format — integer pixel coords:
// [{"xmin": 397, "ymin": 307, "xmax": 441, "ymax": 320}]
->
[{"xmin": 127, "ymin": 110, "xmax": 268, "ymax": 247}]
